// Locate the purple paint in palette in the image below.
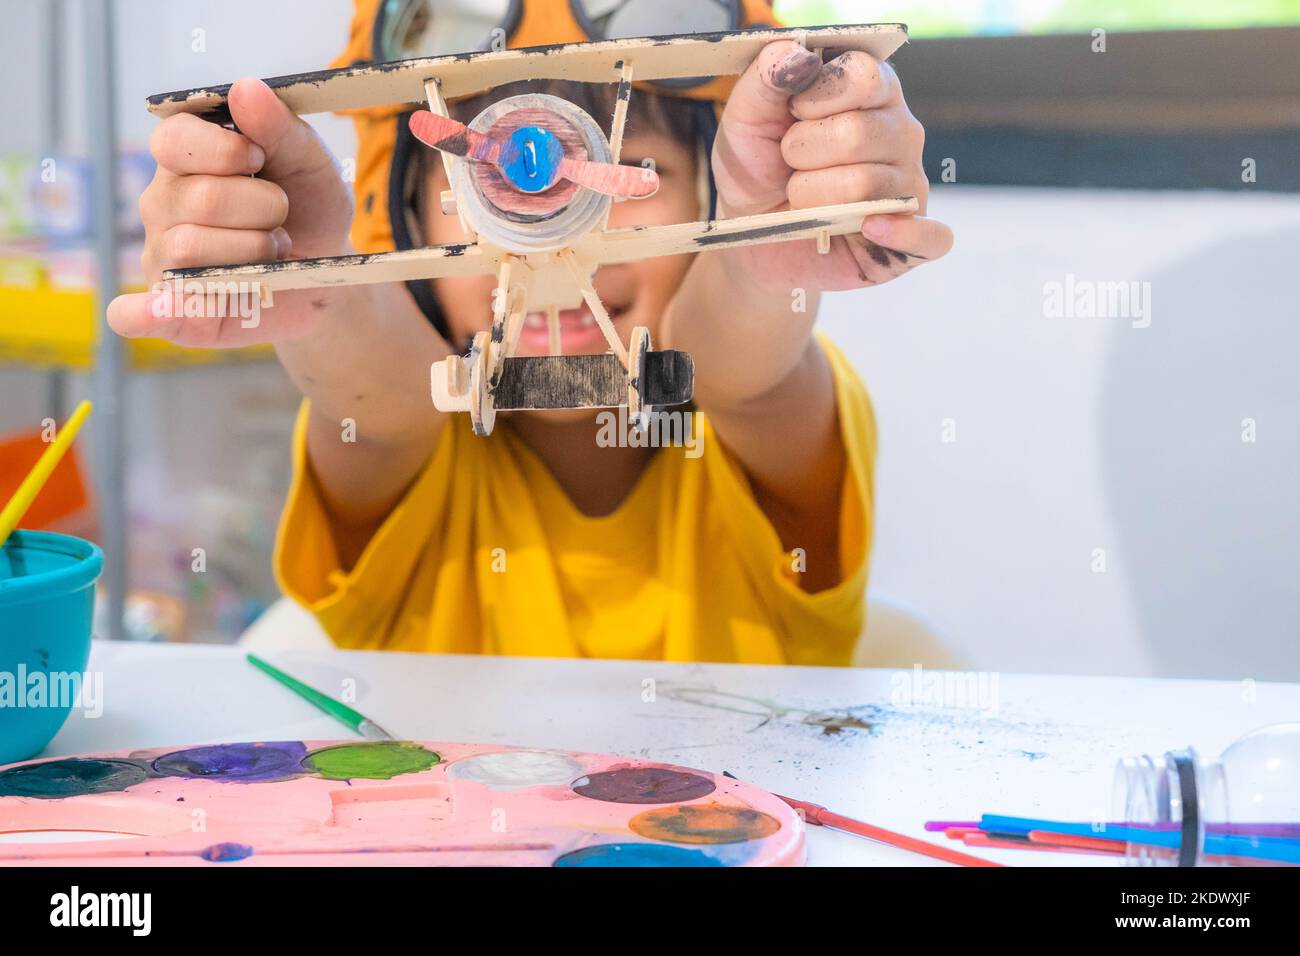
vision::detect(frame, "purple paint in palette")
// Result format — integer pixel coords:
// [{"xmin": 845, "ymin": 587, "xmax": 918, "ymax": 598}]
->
[{"xmin": 152, "ymin": 742, "xmax": 310, "ymax": 783}]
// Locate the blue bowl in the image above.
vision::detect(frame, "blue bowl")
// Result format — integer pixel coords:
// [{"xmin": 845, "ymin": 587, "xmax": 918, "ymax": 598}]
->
[{"xmin": 0, "ymin": 530, "xmax": 102, "ymax": 765}]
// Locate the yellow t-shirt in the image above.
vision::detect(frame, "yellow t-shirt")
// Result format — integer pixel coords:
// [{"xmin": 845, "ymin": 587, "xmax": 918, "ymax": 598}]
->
[{"xmin": 274, "ymin": 336, "xmax": 875, "ymax": 665}]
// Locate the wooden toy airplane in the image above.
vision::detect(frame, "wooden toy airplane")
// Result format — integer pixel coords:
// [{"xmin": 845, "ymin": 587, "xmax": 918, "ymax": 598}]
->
[{"xmin": 147, "ymin": 24, "xmax": 917, "ymax": 436}]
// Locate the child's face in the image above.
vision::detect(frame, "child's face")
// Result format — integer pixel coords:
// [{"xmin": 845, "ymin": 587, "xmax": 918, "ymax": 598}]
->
[{"xmin": 419, "ymin": 128, "xmax": 701, "ymax": 365}]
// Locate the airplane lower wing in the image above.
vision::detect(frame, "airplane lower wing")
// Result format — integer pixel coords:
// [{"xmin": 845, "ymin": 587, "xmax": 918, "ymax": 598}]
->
[
  {"xmin": 161, "ymin": 197, "xmax": 920, "ymax": 295},
  {"xmin": 162, "ymin": 241, "xmax": 501, "ymax": 293},
  {"xmin": 588, "ymin": 197, "xmax": 920, "ymax": 265}
]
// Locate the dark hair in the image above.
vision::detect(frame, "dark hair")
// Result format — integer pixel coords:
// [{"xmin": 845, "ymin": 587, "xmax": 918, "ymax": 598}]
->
[{"xmin": 450, "ymin": 79, "xmax": 701, "ymax": 142}]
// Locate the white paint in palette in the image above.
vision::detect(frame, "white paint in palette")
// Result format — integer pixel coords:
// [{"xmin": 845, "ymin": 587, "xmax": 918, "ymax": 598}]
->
[{"xmin": 445, "ymin": 750, "xmax": 584, "ymax": 790}]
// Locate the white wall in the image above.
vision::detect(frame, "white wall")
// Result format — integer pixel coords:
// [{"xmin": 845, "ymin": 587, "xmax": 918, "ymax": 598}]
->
[
  {"xmin": 823, "ymin": 185, "xmax": 1300, "ymax": 679},
  {"xmin": 109, "ymin": 0, "xmax": 358, "ymax": 157},
  {"xmin": 2, "ymin": 0, "xmax": 357, "ymax": 156}
]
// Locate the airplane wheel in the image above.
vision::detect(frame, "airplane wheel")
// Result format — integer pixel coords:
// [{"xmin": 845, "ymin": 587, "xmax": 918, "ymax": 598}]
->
[
  {"xmin": 628, "ymin": 326, "xmax": 652, "ymax": 432},
  {"xmin": 468, "ymin": 331, "xmax": 497, "ymax": 436}
]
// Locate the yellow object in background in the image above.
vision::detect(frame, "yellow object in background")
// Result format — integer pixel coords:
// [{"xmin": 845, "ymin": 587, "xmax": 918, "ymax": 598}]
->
[{"xmin": 0, "ymin": 282, "xmax": 273, "ymax": 371}]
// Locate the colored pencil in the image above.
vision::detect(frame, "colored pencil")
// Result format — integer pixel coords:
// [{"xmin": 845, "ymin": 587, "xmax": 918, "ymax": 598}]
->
[
  {"xmin": 246, "ymin": 653, "xmax": 395, "ymax": 740},
  {"xmin": 981, "ymin": 814, "xmax": 1300, "ymax": 865},
  {"xmin": 927, "ymin": 819, "xmax": 1300, "ymax": 838},
  {"xmin": 963, "ymin": 833, "xmax": 1117, "ymax": 856},
  {"xmin": 722, "ymin": 772, "xmax": 1002, "ymax": 867}
]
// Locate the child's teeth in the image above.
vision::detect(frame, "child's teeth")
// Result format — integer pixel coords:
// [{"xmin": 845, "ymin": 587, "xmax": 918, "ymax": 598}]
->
[{"xmin": 581, "ymin": 313, "xmax": 594, "ymax": 327}]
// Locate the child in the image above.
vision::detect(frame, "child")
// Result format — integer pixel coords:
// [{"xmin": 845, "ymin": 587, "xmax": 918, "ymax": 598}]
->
[{"xmin": 109, "ymin": 1, "xmax": 951, "ymax": 664}]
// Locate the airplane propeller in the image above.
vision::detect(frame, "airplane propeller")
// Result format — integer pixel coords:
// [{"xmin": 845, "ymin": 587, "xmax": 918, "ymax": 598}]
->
[{"xmin": 409, "ymin": 110, "xmax": 659, "ymax": 199}]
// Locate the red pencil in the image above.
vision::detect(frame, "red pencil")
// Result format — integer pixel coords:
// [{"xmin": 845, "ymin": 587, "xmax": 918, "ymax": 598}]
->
[{"xmin": 964, "ymin": 833, "xmax": 1120, "ymax": 856}]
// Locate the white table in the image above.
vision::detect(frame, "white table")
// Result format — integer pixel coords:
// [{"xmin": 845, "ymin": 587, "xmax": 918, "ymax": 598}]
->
[{"xmin": 44, "ymin": 640, "xmax": 1300, "ymax": 866}]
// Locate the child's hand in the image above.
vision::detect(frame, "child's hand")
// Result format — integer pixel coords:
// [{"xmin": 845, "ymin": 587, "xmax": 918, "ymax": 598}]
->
[
  {"xmin": 108, "ymin": 78, "xmax": 354, "ymax": 347},
  {"xmin": 711, "ymin": 41, "xmax": 952, "ymax": 293}
]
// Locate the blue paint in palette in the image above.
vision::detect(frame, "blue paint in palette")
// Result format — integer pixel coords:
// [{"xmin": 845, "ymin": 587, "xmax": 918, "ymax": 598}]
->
[
  {"xmin": 199, "ymin": 842, "xmax": 255, "ymax": 862},
  {"xmin": 0, "ymin": 758, "xmax": 146, "ymax": 799},
  {"xmin": 553, "ymin": 843, "xmax": 724, "ymax": 867}
]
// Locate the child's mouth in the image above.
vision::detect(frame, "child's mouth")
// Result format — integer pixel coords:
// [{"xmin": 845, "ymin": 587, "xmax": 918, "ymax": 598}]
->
[{"xmin": 516, "ymin": 303, "xmax": 628, "ymax": 355}]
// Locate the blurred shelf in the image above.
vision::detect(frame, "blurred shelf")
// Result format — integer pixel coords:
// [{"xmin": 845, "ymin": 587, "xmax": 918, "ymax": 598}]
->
[{"xmin": 0, "ymin": 284, "xmax": 273, "ymax": 372}]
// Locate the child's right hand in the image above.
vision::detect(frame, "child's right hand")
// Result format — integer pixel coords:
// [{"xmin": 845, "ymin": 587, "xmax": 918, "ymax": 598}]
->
[{"xmin": 108, "ymin": 78, "xmax": 355, "ymax": 347}]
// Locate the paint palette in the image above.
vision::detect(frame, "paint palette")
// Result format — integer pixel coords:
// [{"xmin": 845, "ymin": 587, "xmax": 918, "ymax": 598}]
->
[{"xmin": 0, "ymin": 741, "xmax": 804, "ymax": 866}]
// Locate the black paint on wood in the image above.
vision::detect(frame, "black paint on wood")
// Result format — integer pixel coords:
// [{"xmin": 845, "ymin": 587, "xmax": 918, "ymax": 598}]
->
[
  {"xmin": 694, "ymin": 218, "xmax": 832, "ymax": 246},
  {"xmin": 492, "ymin": 351, "xmax": 693, "ymax": 410}
]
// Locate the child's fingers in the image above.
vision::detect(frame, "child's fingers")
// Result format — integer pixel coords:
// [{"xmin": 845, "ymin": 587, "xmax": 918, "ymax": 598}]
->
[
  {"xmin": 726, "ymin": 40, "xmax": 823, "ymax": 130},
  {"xmin": 224, "ymin": 78, "xmax": 354, "ymax": 257},
  {"xmin": 782, "ymin": 108, "xmax": 924, "ymax": 171},
  {"xmin": 860, "ymin": 214, "xmax": 954, "ymax": 263},
  {"xmin": 108, "ymin": 286, "xmax": 278, "ymax": 349},
  {"xmin": 713, "ymin": 40, "xmax": 824, "ymax": 216},
  {"xmin": 145, "ymin": 224, "xmax": 290, "ymax": 276},
  {"xmin": 107, "ymin": 290, "xmax": 182, "ymax": 340},
  {"xmin": 789, "ymin": 52, "xmax": 902, "ymax": 121},
  {"xmin": 149, "ymin": 113, "xmax": 266, "ymax": 176},
  {"xmin": 142, "ymin": 173, "xmax": 289, "ymax": 232},
  {"xmin": 787, "ymin": 163, "xmax": 922, "ymax": 210},
  {"xmin": 227, "ymin": 78, "xmax": 339, "ymax": 187}
]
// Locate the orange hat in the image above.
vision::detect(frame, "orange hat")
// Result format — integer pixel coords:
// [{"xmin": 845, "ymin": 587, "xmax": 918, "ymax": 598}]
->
[{"xmin": 332, "ymin": 0, "xmax": 782, "ymax": 256}]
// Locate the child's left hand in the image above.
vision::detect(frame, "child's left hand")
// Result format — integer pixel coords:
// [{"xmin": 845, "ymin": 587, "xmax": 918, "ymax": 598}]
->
[{"xmin": 711, "ymin": 41, "xmax": 953, "ymax": 292}]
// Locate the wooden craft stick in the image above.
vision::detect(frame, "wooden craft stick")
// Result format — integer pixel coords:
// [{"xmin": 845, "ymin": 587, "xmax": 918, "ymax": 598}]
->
[
  {"xmin": 423, "ymin": 77, "xmax": 477, "ymax": 240},
  {"xmin": 558, "ymin": 249, "xmax": 628, "ymax": 365},
  {"xmin": 486, "ymin": 257, "xmax": 516, "ymax": 383},
  {"xmin": 500, "ymin": 286, "xmax": 530, "ymax": 372},
  {"xmin": 147, "ymin": 26, "xmax": 907, "ymax": 119},
  {"xmin": 162, "ymin": 199, "xmax": 917, "ymax": 295},
  {"xmin": 608, "ymin": 60, "xmax": 635, "ymax": 165},
  {"xmin": 546, "ymin": 303, "xmax": 561, "ymax": 355},
  {"xmin": 603, "ymin": 59, "xmax": 637, "ymax": 222}
]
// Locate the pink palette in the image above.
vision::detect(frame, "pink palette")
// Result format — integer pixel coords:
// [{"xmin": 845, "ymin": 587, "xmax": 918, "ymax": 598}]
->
[{"xmin": 0, "ymin": 741, "xmax": 804, "ymax": 866}]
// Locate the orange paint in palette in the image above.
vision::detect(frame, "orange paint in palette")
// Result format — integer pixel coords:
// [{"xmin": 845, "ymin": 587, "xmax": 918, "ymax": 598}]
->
[{"xmin": 0, "ymin": 741, "xmax": 804, "ymax": 867}]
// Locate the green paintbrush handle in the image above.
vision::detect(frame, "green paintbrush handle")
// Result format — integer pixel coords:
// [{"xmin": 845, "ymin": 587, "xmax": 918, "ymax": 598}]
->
[{"xmin": 247, "ymin": 652, "xmax": 382, "ymax": 736}]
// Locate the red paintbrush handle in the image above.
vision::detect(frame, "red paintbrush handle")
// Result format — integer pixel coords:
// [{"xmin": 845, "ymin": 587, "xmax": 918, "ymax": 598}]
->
[
  {"xmin": 774, "ymin": 792, "xmax": 1003, "ymax": 868},
  {"xmin": 820, "ymin": 810, "xmax": 1004, "ymax": 867}
]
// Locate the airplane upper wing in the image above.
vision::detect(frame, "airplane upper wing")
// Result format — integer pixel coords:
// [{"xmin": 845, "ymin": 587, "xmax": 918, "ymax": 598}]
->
[
  {"xmin": 162, "ymin": 242, "xmax": 500, "ymax": 293},
  {"xmin": 146, "ymin": 24, "xmax": 907, "ymax": 121},
  {"xmin": 587, "ymin": 197, "xmax": 920, "ymax": 266}
]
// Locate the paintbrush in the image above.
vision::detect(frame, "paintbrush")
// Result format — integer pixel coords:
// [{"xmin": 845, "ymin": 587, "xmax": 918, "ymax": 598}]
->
[
  {"xmin": 722, "ymin": 772, "xmax": 1002, "ymax": 867},
  {"xmin": 247, "ymin": 653, "xmax": 396, "ymax": 740},
  {"xmin": 927, "ymin": 819, "xmax": 1300, "ymax": 837},
  {"xmin": 0, "ymin": 400, "xmax": 92, "ymax": 550}
]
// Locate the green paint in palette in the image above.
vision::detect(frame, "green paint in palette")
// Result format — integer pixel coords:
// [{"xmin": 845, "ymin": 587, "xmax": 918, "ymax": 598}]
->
[{"xmin": 302, "ymin": 741, "xmax": 439, "ymax": 780}]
